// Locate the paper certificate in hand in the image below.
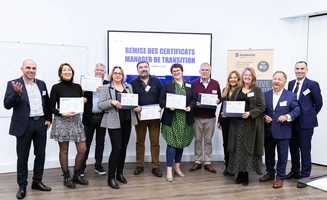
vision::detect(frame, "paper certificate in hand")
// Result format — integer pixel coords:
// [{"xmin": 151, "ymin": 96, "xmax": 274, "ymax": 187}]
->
[
  {"xmin": 222, "ymin": 101, "xmax": 245, "ymax": 117},
  {"xmin": 140, "ymin": 104, "xmax": 161, "ymax": 120},
  {"xmin": 166, "ymin": 93, "xmax": 186, "ymax": 110},
  {"xmin": 198, "ymin": 93, "xmax": 218, "ymax": 109},
  {"xmin": 59, "ymin": 97, "xmax": 84, "ymax": 114},
  {"xmin": 117, "ymin": 93, "xmax": 139, "ymax": 109},
  {"xmin": 80, "ymin": 75, "xmax": 102, "ymax": 92}
]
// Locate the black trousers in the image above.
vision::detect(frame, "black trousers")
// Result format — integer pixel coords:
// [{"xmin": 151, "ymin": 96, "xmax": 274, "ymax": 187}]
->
[
  {"xmin": 82, "ymin": 115, "xmax": 106, "ymax": 169},
  {"xmin": 220, "ymin": 118, "xmax": 230, "ymax": 168},
  {"xmin": 107, "ymin": 121, "xmax": 131, "ymax": 178},
  {"xmin": 16, "ymin": 117, "xmax": 47, "ymax": 187}
]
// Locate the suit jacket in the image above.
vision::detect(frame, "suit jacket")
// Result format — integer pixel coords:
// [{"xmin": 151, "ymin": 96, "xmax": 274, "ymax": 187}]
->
[
  {"xmin": 97, "ymin": 81, "xmax": 138, "ymax": 129},
  {"xmin": 287, "ymin": 78, "xmax": 323, "ymax": 129},
  {"xmin": 160, "ymin": 80, "xmax": 196, "ymax": 126},
  {"xmin": 4, "ymin": 77, "xmax": 52, "ymax": 137},
  {"xmin": 263, "ymin": 89, "xmax": 300, "ymax": 139},
  {"xmin": 82, "ymin": 79, "xmax": 109, "ymax": 125}
]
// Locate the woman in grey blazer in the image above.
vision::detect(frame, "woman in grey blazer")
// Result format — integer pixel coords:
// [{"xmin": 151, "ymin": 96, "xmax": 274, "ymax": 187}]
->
[{"xmin": 98, "ymin": 66, "xmax": 141, "ymax": 189}]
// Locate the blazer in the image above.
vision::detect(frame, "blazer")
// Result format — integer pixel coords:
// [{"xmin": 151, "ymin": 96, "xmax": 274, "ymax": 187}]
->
[
  {"xmin": 159, "ymin": 80, "xmax": 196, "ymax": 126},
  {"xmin": 4, "ymin": 77, "xmax": 52, "ymax": 137},
  {"xmin": 228, "ymin": 84, "xmax": 265, "ymax": 155},
  {"xmin": 263, "ymin": 89, "xmax": 300, "ymax": 139},
  {"xmin": 82, "ymin": 79, "xmax": 109, "ymax": 125},
  {"xmin": 287, "ymin": 78, "xmax": 323, "ymax": 129},
  {"xmin": 97, "ymin": 81, "xmax": 138, "ymax": 129}
]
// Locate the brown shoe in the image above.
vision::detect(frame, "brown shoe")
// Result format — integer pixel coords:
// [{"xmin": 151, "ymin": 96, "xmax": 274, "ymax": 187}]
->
[
  {"xmin": 204, "ymin": 164, "xmax": 216, "ymax": 173},
  {"xmin": 273, "ymin": 180, "xmax": 283, "ymax": 189},
  {"xmin": 134, "ymin": 166, "xmax": 144, "ymax": 175},
  {"xmin": 189, "ymin": 163, "xmax": 202, "ymax": 171},
  {"xmin": 259, "ymin": 174, "xmax": 275, "ymax": 182}
]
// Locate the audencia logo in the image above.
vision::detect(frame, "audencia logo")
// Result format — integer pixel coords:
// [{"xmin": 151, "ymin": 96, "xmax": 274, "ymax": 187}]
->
[
  {"xmin": 257, "ymin": 61, "xmax": 269, "ymax": 72},
  {"xmin": 235, "ymin": 53, "xmax": 255, "ymax": 57}
]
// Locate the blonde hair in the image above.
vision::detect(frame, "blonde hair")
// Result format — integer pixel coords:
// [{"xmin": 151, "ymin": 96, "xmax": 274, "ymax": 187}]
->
[
  {"xmin": 241, "ymin": 67, "xmax": 257, "ymax": 86},
  {"xmin": 222, "ymin": 70, "xmax": 242, "ymax": 97},
  {"xmin": 108, "ymin": 66, "xmax": 126, "ymax": 82}
]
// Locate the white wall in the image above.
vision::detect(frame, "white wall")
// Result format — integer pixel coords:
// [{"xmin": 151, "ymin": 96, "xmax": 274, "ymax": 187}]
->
[
  {"xmin": 0, "ymin": 0, "xmax": 314, "ymax": 173},
  {"xmin": 279, "ymin": 0, "xmax": 327, "ymax": 18}
]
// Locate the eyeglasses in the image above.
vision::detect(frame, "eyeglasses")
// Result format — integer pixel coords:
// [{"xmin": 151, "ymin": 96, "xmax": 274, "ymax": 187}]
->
[
  {"xmin": 113, "ymin": 72, "xmax": 122, "ymax": 76},
  {"xmin": 172, "ymin": 69, "xmax": 181, "ymax": 74}
]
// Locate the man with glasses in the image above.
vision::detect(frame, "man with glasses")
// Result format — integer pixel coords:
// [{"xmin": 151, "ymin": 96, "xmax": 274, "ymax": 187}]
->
[
  {"xmin": 189, "ymin": 62, "xmax": 221, "ymax": 173},
  {"xmin": 130, "ymin": 61, "xmax": 163, "ymax": 177}
]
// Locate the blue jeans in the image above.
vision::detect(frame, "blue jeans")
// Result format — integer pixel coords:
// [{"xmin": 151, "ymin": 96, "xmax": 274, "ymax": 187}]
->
[{"xmin": 166, "ymin": 145, "xmax": 183, "ymax": 167}]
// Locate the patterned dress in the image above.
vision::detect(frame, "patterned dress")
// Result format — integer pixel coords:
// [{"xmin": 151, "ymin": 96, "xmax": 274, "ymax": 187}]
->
[
  {"xmin": 228, "ymin": 91, "xmax": 263, "ymax": 174},
  {"xmin": 161, "ymin": 81, "xmax": 194, "ymax": 149}
]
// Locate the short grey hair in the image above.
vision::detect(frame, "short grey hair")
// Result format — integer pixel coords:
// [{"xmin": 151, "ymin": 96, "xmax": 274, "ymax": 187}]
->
[
  {"xmin": 200, "ymin": 62, "xmax": 211, "ymax": 70},
  {"xmin": 95, "ymin": 63, "xmax": 106, "ymax": 73}
]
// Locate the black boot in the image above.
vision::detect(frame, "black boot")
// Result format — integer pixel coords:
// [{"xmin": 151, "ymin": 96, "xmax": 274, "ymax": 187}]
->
[
  {"xmin": 62, "ymin": 170, "xmax": 76, "ymax": 189},
  {"xmin": 108, "ymin": 178, "xmax": 120, "ymax": 189},
  {"xmin": 235, "ymin": 171, "xmax": 243, "ymax": 184},
  {"xmin": 116, "ymin": 173, "xmax": 127, "ymax": 184},
  {"xmin": 73, "ymin": 168, "xmax": 89, "ymax": 185},
  {"xmin": 242, "ymin": 171, "xmax": 249, "ymax": 186}
]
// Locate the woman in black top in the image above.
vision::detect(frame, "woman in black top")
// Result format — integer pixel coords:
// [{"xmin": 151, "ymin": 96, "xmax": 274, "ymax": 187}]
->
[
  {"xmin": 49, "ymin": 63, "xmax": 88, "ymax": 189},
  {"xmin": 217, "ymin": 70, "xmax": 241, "ymax": 176}
]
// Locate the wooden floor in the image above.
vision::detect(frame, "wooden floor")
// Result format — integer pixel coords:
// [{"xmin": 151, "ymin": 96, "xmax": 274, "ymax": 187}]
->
[{"xmin": 0, "ymin": 161, "xmax": 326, "ymax": 200}]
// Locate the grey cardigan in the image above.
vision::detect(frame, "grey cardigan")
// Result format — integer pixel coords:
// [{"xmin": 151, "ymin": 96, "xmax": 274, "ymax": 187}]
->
[{"xmin": 97, "ymin": 82, "xmax": 138, "ymax": 129}]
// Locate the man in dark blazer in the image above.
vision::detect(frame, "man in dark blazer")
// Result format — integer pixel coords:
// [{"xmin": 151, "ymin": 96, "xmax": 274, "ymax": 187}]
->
[
  {"xmin": 286, "ymin": 61, "xmax": 323, "ymax": 188},
  {"xmin": 259, "ymin": 71, "xmax": 300, "ymax": 189},
  {"xmin": 3, "ymin": 59, "xmax": 52, "ymax": 199},
  {"xmin": 81, "ymin": 63, "xmax": 109, "ymax": 176}
]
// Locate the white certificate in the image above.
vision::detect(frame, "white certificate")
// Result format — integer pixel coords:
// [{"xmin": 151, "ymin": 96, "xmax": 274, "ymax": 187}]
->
[
  {"xmin": 223, "ymin": 101, "xmax": 245, "ymax": 117},
  {"xmin": 59, "ymin": 97, "xmax": 84, "ymax": 113},
  {"xmin": 199, "ymin": 93, "xmax": 218, "ymax": 106},
  {"xmin": 80, "ymin": 75, "xmax": 102, "ymax": 92},
  {"xmin": 140, "ymin": 104, "xmax": 161, "ymax": 121},
  {"xmin": 166, "ymin": 93, "xmax": 186, "ymax": 110},
  {"xmin": 117, "ymin": 93, "xmax": 139, "ymax": 109}
]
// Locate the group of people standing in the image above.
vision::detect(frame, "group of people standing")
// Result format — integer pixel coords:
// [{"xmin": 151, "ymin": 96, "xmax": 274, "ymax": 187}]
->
[{"xmin": 4, "ymin": 59, "xmax": 322, "ymax": 199}]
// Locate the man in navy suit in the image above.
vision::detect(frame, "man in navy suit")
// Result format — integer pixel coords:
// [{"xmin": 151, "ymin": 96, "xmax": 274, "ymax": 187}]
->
[
  {"xmin": 4, "ymin": 59, "xmax": 52, "ymax": 199},
  {"xmin": 259, "ymin": 71, "xmax": 300, "ymax": 189},
  {"xmin": 81, "ymin": 63, "xmax": 109, "ymax": 176},
  {"xmin": 286, "ymin": 61, "xmax": 323, "ymax": 188}
]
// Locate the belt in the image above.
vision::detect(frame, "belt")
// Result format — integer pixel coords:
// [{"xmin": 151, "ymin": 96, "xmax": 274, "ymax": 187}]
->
[
  {"xmin": 29, "ymin": 116, "xmax": 44, "ymax": 120},
  {"xmin": 92, "ymin": 113, "xmax": 103, "ymax": 116}
]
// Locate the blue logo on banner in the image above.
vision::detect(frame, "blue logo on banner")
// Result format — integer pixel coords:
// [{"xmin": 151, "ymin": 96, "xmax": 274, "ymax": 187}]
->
[
  {"xmin": 235, "ymin": 53, "xmax": 239, "ymax": 57},
  {"xmin": 257, "ymin": 61, "xmax": 269, "ymax": 72}
]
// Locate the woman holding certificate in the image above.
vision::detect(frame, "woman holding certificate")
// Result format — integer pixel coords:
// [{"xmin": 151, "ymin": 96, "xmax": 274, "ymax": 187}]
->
[
  {"xmin": 98, "ymin": 66, "xmax": 141, "ymax": 189},
  {"xmin": 49, "ymin": 63, "xmax": 88, "ymax": 189},
  {"xmin": 217, "ymin": 70, "xmax": 241, "ymax": 176},
  {"xmin": 160, "ymin": 63, "xmax": 196, "ymax": 182},
  {"xmin": 227, "ymin": 67, "xmax": 265, "ymax": 186}
]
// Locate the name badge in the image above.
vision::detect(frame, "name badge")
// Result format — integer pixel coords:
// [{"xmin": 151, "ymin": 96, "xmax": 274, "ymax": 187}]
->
[
  {"xmin": 185, "ymin": 83, "xmax": 191, "ymax": 88},
  {"xmin": 42, "ymin": 90, "xmax": 47, "ymax": 96},
  {"xmin": 303, "ymin": 89, "xmax": 310, "ymax": 96},
  {"xmin": 145, "ymin": 85, "xmax": 151, "ymax": 92},
  {"xmin": 212, "ymin": 90, "xmax": 217, "ymax": 94},
  {"xmin": 280, "ymin": 101, "xmax": 287, "ymax": 106},
  {"xmin": 247, "ymin": 92, "xmax": 254, "ymax": 97}
]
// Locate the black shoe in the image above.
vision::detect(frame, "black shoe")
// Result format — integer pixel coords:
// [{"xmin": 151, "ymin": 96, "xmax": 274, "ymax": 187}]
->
[
  {"xmin": 31, "ymin": 181, "xmax": 51, "ymax": 191},
  {"xmin": 297, "ymin": 182, "xmax": 307, "ymax": 188},
  {"xmin": 286, "ymin": 171, "xmax": 301, "ymax": 179},
  {"xmin": 242, "ymin": 172, "xmax": 249, "ymax": 186},
  {"xmin": 108, "ymin": 179, "xmax": 120, "ymax": 189},
  {"xmin": 223, "ymin": 169, "xmax": 229, "ymax": 176},
  {"xmin": 134, "ymin": 166, "xmax": 144, "ymax": 175},
  {"xmin": 62, "ymin": 171, "xmax": 76, "ymax": 189},
  {"xmin": 152, "ymin": 168, "xmax": 163, "ymax": 177},
  {"xmin": 80, "ymin": 168, "xmax": 85, "ymax": 177},
  {"xmin": 94, "ymin": 165, "xmax": 106, "ymax": 175},
  {"xmin": 16, "ymin": 187, "xmax": 26, "ymax": 199},
  {"xmin": 73, "ymin": 169, "xmax": 89, "ymax": 185},
  {"xmin": 235, "ymin": 172, "xmax": 243, "ymax": 184},
  {"xmin": 116, "ymin": 174, "xmax": 127, "ymax": 184}
]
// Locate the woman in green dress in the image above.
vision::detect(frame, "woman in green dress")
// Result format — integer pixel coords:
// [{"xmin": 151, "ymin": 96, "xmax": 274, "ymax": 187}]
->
[{"xmin": 160, "ymin": 64, "xmax": 196, "ymax": 182}]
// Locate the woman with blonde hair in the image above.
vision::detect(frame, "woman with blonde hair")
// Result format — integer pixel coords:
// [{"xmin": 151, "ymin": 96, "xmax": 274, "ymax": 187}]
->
[
  {"xmin": 217, "ymin": 70, "xmax": 242, "ymax": 176},
  {"xmin": 227, "ymin": 67, "xmax": 265, "ymax": 186},
  {"xmin": 98, "ymin": 66, "xmax": 141, "ymax": 189}
]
